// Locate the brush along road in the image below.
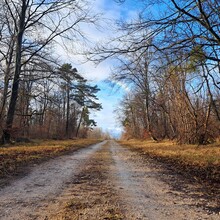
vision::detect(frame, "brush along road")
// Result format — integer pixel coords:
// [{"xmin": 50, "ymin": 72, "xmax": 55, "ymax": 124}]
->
[{"xmin": 0, "ymin": 140, "xmax": 218, "ymax": 219}]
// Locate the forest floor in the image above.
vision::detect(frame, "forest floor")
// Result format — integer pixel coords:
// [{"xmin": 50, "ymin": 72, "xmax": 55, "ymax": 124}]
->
[{"xmin": 0, "ymin": 140, "xmax": 219, "ymax": 219}]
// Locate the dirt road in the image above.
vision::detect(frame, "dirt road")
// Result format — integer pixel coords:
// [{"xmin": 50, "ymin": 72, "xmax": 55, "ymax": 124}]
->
[{"xmin": 0, "ymin": 141, "xmax": 219, "ymax": 219}]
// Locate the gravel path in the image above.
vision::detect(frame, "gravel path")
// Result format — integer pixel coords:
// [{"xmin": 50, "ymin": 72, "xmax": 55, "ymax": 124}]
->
[{"xmin": 0, "ymin": 140, "xmax": 219, "ymax": 220}]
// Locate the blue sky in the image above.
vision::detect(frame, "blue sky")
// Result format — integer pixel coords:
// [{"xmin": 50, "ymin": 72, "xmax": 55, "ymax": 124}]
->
[
  {"xmin": 56, "ymin": 0, "xmax": 143, "ymax": 137},
  {"xmin": 86, "ymin": 0, "xmax": 142, "ymax": 137},
  {"xmin": 91, "ymin": 82, "xmax": 125, "ymax": 138}
]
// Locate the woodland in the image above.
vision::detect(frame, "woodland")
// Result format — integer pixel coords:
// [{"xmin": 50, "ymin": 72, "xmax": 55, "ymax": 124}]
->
[
  {"xmin": 0, "ymin": 0, "xmax": 220, "ymax": 145},
  {"xmin": 105, "ymin": 0, "xmax": 220, "ymax": 144},
  {"xmin": 0, "ymin": 0, "xmax": 102, "ymax": 143}
]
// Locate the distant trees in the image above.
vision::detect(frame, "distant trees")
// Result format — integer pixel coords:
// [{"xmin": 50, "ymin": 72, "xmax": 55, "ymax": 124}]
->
[
  {"xmin": 98, "ymin": 0, "xmax": 220, "ymax": 144},
  {"xmin": 118, "ymin": 62, "xmax": 220, "ymax": 144},
  {"xmin": 58, "ymin": 63, "xmax": 83, "ymax": 138},
  {"xmin": 0, "ymin": 61, "xmax": 101, "ymax": 142},
  {"xmin": 112, "ymin": 44, "xmax": 153, "ymax": 136},
  {"xmin": 0, "ymin": 0, "xmax": 100, "ymax": 143},
  {"xmin": 87, "ymin": 127, "xmax": 111, "ymax": 139},
  {"xmin": 74, "ymin": 79, "xmax": 102, "ymax": 137}
]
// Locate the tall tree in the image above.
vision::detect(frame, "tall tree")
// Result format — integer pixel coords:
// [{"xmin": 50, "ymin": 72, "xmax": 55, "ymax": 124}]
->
[
  {"xmin": 1, "ymin": 0, "xmax": 97, "ymax": 143},
  {"xmin": 58, "ymin": 63, "xmax": 83, "ymax": 138},
  {"xmin": 74, "ymin": 79, "xmax": 102, "ymax": 137},
  {"xmin": 91, "ymin": 0, "xmax": 220, "ymax": 144}
]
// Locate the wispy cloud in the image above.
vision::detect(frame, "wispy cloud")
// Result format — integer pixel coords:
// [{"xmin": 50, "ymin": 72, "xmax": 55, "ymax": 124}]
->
[
  {"xmin": 110, "ymin": 79, "xmax": 131, "ymax": 92},
  {"xmin": 54, "ymin": 0, "xmax": 141, "ymax": 134},
  {"xmin": 54, "ymin": 0, "xmax": 141, "ymax": 81}
]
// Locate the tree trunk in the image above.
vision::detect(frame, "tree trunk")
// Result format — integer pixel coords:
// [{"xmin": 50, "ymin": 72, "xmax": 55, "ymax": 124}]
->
[
  {"xmin": 65, "ymin": 85, "xmax": 70, "ymax": 138},
  {"xmin": 0, "ymin": 36, "xmax": 15, "ymax": 123},
  {"xmin": 75, "ymin": 107, "xmax": 84, "ymax": 138},
  {"xmin": 1, "ymin": 1, "xmax": 26, "ymax": 144},
  {"xmin": 203, "ymin": 68, "xmax": 220, "ymax": 121}
]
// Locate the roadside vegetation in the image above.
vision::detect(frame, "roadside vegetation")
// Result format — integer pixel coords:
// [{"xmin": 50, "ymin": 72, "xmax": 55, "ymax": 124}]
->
[
  {"xmin": 119, "ymin": 140, "xmax": 220, "ymax": 184},
  {"xmin": 0, "ymin": 1, "xmax": 102, "ymax": 144},
  {"xmin": 0, "ymin": 139, "xmax": 101, "ymax": 179},
  {"xmin": 99, "ymin": 0, "xmax": 220, "ymax": 145}
]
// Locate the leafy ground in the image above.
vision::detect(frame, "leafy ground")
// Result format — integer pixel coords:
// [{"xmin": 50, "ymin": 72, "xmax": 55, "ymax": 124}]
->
[
  {"xmin": 1, "ymin": 140, "xmax": 219, "ymax": 219},
  {"xmin": 0, "ymin": 140, "xmax": 219, "ymax": 219},
  {"xmin": 119, "ymin": 140, "xmax": 220, "ymax": 183},
  {"xmin": 0, "ymin": 139, "xmax": 101, "ymax": 179},
  {"xmin": 119, "ymin": 140, "xmax": 220, "ymax": 213}
]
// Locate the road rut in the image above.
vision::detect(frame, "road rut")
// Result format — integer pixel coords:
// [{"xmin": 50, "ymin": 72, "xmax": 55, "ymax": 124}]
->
[{"xmin": 0, "ymin": 140, "xmax": 218, "ymax": 219}]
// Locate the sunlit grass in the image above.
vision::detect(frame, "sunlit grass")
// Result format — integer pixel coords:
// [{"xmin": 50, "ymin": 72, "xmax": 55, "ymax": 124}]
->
[
  {"xmin": 0, "ymin": 139, "xmax": 101, "ymax": 177},
  {"xmin": 119, "ymin": 139, "xmax": 220, "ymax": 168},
  {"xmin": 120, "ymin": 140, "xmax": 220, "ymax": 166},
  {"xmin": 119, "ymin": 140, "xmax": 220, "ymax": 183}
]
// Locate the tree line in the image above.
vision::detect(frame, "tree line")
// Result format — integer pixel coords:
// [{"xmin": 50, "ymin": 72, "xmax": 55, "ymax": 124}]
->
[
  {"xmin": 1, "ymin": 0, "xmax": 220, "ymax": 145},
  {"xmin": 0, "ymin": 0, "xmax": 101, "ymax": 144},
  {"xmin": 93, "ymin": 0, "xmax": 220, "ymax": 144}
]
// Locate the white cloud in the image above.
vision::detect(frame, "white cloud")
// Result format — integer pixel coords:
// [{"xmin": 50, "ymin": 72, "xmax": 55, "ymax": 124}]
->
[
  {"xmin": 53, "ymin": 0, "xmax": 142, "ymax": 80},
  {"xmin": 92, "ymin": 99, "xmax": 123, "ymax": 138},
  {"xmin": 75, "ymin": 59, "xmax": 112, "ymax": 82},
  {"xmin": 53, "ymin": 0, "xmax": 141, "ymax": 135},
  {"xmin": 110, "ymin": 80, "xmax": 131, "ymax": 92},
  {"xmin": 90, "ymin": 81, "xmax": 125, "ymax": 137}
]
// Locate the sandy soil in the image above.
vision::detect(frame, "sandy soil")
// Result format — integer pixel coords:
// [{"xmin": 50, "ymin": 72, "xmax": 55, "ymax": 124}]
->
[{"xmin": 0, "ymin": 140, "xmax": 219, "ymax": 220}]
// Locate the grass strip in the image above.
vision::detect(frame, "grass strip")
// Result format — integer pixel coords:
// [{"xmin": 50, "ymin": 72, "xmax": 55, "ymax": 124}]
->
[
  {"xmin": 0, "ymin": 139, "xmax": 101, "ymax": 178},
  {"xmin": 119, "ymin": 140, "xmax": 220, "ymax": 184}
]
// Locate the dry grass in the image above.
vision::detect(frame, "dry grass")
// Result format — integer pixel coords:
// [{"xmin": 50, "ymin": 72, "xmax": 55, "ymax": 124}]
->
[
  {"xmin": 0, "ymin": 139, "xmax": 101, "ymax": 178},
  {"xmin": 119, "ymin": 140, "xmax": 220, "ymax": 167},
  {"xmin": 119, "ymin": 139, "xmax": 220, "ymax": 183},
  {"xmin": 104, "ymin": 208, "xmax": 124, "ymax": 220},
  {"xmin": 65, "ymin": 198, "xmax": 90, "ymax": 210}
]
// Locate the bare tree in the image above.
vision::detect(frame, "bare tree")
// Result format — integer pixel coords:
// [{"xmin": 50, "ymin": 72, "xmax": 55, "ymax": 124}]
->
[
  {"xmin": 0, "ymin": 0, "xmax": 98, "ymax": 143},
  {"xmin": 91, "ymin": 0, "xmax": 220, "ymax": 144}
]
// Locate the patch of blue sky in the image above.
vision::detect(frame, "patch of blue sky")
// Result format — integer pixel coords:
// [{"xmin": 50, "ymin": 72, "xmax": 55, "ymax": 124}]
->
[
  {"xmin": 99, "ymin": 0, "xmax": 143, "ymax": 21},
  {"xmin": 90, "ymin": 80, "xmax": 125, "ymax": 138},
  {"xmin": 53, "ymin": 0, "xmax": 145, "ymax": 137}
]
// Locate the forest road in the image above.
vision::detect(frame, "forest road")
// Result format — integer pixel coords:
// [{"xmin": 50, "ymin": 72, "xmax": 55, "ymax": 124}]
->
[{"xmin": 0, "ymin": 140, "xmax": 218, "ymax": 220}]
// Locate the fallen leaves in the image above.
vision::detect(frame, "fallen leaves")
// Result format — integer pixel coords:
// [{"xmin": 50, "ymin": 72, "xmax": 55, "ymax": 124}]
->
[
  {"xmin": 119, "ymin": 140, "xmax": 220, "ymax": 184},
  {"xmin": 0, "ymin": 139, "xmax": 101, "ymax": 178}
]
